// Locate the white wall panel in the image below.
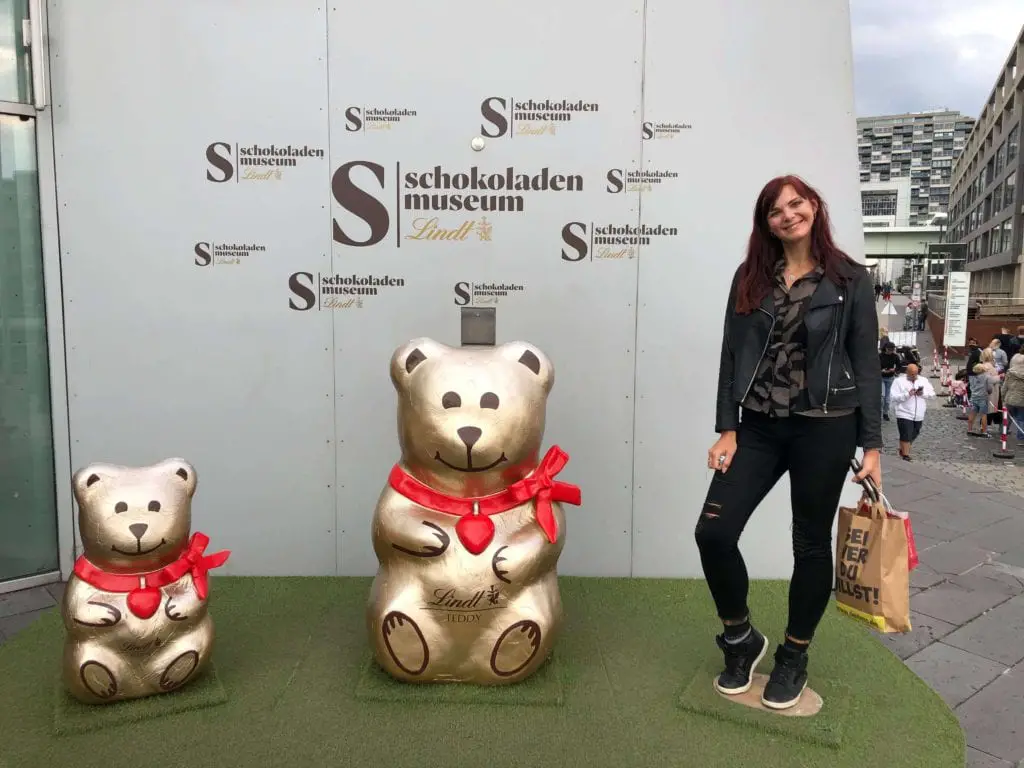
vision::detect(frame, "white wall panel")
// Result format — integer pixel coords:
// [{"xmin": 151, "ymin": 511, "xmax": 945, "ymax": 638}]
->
[
  {"xmin": 49, "ymin": 0, "xmax": 336, "ymax": 574},
  {"xmin": 632, "ymin": 0, "xmax": 866, "ymax": 577},
  {"xmin": 327, "ymin": 0, "xmax": 644, "ymax": 576},
  {"xmin": 47, "ymin": 0, "xmax": 862, "ymax": 578}
]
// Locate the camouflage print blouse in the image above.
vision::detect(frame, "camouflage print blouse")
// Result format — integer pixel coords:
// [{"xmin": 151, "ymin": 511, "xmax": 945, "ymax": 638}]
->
[{"xmin": 741, "ymin": 261, "xmax": 854, "ymax": 419}]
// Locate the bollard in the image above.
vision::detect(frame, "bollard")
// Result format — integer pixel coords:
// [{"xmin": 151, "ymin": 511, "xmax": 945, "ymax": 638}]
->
[{"xmin": 994, "ymin": 406, "xmax": 1016, "ymax": 459}]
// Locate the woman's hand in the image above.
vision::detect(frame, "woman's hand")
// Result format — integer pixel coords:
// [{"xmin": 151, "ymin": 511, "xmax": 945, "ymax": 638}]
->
[
  {"xmin": 707, "ymin": 431, "xmax": 738, "ymax": 473},
  {"xmin": 851, "ymin": 448, "xmax": 882, "ymax": 490}
]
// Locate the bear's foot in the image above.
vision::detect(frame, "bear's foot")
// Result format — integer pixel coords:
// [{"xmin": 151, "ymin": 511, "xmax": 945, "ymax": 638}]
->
[
  {"xmin": 79, "ymin": 660, "xmax": 118, "ymax": 700},
  {"xmin": 490, "ymin": 620, "xmax": 542, "ymax": 678},
  {"xmin": 159, "ymin": 650, "xmax": 199, "ymax": 691},
  {"xmin": 382, "ymin": 611, "xmax": 429, "ymax": 676}
]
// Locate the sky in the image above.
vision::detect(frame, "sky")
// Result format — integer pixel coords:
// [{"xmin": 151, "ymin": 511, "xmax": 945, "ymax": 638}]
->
[{"xmin": 851, "ymin": 0, "xmax": 1023, "ymax": 118}]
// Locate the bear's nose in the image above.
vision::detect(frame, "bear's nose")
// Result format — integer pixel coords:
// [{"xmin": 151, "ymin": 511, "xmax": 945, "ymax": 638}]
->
[
  {"xmin": 457, "ymin": 426, "xmax": 482, "ymax": 448},
  {"xmin": 129, "ymin": 523, "xmax": 148, "ymax": 540}
]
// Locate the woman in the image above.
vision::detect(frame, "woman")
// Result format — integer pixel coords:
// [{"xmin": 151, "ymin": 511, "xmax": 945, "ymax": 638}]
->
[
  {"xmin": 968, "ymin": 350, "xmax": 999, "ymax": 436},
  {"xmin": 1001, "ymin": 354, "xmax": 1024, "ymax": 441},
  {"xmin": 989, "ymin": 338, "xmax": 1008, "ymax": 372},
  {"xmin": 696, "ymin": 175, "xmax": 882, "ymax": 710}
]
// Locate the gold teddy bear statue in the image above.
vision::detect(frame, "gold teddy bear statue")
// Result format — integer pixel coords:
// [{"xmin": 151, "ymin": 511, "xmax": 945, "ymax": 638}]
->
[
  {"xmin": 367, "ymin": 338, "xmax": 581, "ymax": 684},
  {"xmin": 61, "ymin": 458, "xmax": 230, "ymax": 704}
]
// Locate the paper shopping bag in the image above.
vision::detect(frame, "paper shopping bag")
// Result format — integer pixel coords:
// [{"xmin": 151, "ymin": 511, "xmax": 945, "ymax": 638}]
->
[
  {"xmin": 886, "ymin": 508, "xmax": 920, "ymax": 571},
  {"xmin": 834, "ymin": 495, "xmax": 912, "ymax": 634}
]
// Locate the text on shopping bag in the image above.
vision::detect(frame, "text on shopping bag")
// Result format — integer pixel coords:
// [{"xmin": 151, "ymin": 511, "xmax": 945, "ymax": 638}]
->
[{"xmin": 836, "ymin": 527, "xmax": 880, "ymax": 606}]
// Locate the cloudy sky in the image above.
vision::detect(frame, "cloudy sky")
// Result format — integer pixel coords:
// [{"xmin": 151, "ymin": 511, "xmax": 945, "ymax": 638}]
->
[{"xmin": 851, "ymin": 0, "xmax": 1023, "ymax": 117}]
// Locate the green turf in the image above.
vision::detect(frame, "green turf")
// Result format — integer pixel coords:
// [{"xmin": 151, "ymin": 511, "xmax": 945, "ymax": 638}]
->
[
  {"xmin": 678, "ymin": 652, "xmax": 852, "ymax": 748},
  {"xmin": 53, "ymin": 663, "xmax": 227, "ymax": 736},
  {"xmin": 0, "ymin": 576, "xmax": 964, "ymax": 768},
  {"xmin": 355, "ymin": 653, "xmax": 564, "ymax": 705}
]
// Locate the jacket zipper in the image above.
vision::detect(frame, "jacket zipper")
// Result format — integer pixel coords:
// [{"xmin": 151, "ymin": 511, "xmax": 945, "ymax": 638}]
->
[
  {"xmin": 822, "ymin": 301, "xmax": 841, "ymax": 414},
  {"xmin": 741, "ymin": 307, "xmax": 776, "ymax": 404}
]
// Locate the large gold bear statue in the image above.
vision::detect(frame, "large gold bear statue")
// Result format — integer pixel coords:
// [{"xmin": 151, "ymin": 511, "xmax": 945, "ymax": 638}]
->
[
  {"xmin": 61, "ymin": 458, "xmax": 230, "ymax": 704},
  {"xmin": 367, "ymin": 337, "xmax": 581, "ymax": 684}
]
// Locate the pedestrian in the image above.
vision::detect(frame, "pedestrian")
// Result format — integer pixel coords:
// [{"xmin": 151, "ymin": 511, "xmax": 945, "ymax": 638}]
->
[
  {"xmin": 968, "ymin": 356, "xmax": 999, "ymax": 436},
  {"xmin": 700, "ymin": 174, "xmax": 881, "ymax": 711},
  {"xmin": 889, "ymin": 363, "xmax": 935, "ymax": 461},
  {"xmin": 879, "ymin": 341, "xmax": 900, "ymax": 421},
  {"xmin": 1010, "ymin": 326, "xmax": 1024, "ymax": 360},
  {"xmin": 965, "ymin": 338, "xmax": 981, "ymax": 373},
  {"xmin": 1001, "ymin": 353, "xmax": 1024, "ymax": 441},
  {"xmin": 989, "ymin": 338, "xmax": 1008, "ymax": 372}
]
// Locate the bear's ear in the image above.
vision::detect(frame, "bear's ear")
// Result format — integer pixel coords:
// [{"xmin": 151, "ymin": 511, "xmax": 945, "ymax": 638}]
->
[
  {"xmin": 389, "ymin": 338, "xmax": 451, "ymax": 393},
  {"xmin": 156, "ymin": 458, "xmax": 198, "ymax": 498},
  {"xmin": 498, "ymin": 341, "xmax": 554, "ymax": 394},
  {"xmin": 71, "ymin": 463, "xmax": 119, "ymax": 506}
]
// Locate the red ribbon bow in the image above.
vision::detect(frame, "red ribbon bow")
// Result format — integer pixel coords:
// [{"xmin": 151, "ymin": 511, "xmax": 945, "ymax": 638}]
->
[
  {"xmin": 389, "ymin": 445, "xmax": 582, "ymax": 555},
  {"xmin": 72, "ymin": 532, "xmax": 231, "ymax": 619},
  {"xmin": 161, "ymin": 533, "xmax": 232, "ymax": 601}
]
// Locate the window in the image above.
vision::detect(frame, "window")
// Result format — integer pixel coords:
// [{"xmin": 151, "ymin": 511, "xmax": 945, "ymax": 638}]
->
[
  {"xmin": 997, "ymin": 141, "xmax": 1006, "ymax": 174},
  {"xmin": 1002, "ymin": 220, "xmax": 1013, "ymax": 253},
  {"xmin": 1009, "ymin": 124, "xmax": 1019, "ymax": 161},
  {"xmin": 1007, "ymin": 171, "xmax": 1016, "ymax": 209},
  {"xmin": 994, "ymin": 183, "xmax": 1003, "ymax": 213}
]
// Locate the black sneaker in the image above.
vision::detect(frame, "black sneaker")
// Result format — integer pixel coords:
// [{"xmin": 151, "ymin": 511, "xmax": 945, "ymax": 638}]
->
[
  {"xmin": 713, "ymin": 627, "xmax": 769, "ymax": 695},
  {"xmin": 761, "ymin": 644, "xmax": 809, "ymax": 710}
]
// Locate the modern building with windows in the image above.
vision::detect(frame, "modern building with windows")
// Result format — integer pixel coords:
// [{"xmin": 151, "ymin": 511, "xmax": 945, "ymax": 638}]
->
[
  {"xmin": 948, "ymin": 24, "xmax": 1024, "ymax": 299},
  {"xmin": 857, "ymin": 110, "xmax": 975, "ymax": 227},
  {"xmin": 861, "ymin": 178, "xmax": 912, "ymax": 229}
]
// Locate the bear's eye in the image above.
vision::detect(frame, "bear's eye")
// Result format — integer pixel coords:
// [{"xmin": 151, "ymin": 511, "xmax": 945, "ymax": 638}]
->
[
  {"xmin": 480, "ymin": 392, "xmax": 499, "ymax": 409},
  {"xmin": 148, "ymin": 500, "xmax": 161, "ymax": 512},
  {"xmin": 114, "ymin": 501, "xmax": 128, "ymax": 514},
  {"xmin": 441, "ymin": 391, "xmax": 461, "ymax": 409}
]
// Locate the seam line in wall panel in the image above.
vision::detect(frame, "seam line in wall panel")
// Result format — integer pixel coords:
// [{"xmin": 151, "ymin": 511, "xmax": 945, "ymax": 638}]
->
[
  {"xmin": 629, "ymin": 0, "xmax": 650, "ymax": 578},
  {"xmin": 324, "ymin": 1, "xmax": 340, "ymax": 577}
]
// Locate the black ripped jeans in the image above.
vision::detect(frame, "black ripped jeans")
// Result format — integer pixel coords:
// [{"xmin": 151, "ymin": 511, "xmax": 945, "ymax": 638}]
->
[{"xmin": 695, "ymin": 408, "xmax": 858, "ymax": 643}]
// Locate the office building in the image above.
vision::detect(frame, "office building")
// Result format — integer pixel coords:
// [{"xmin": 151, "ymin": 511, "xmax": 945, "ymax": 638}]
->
[
  {"xmin": 948, "ymin": 24, "xmax": 1024, "ymax": 298},
  {"xmin": 861, "ymin": 177, "xmax": 912, "ymax": 229},
  {"xmin": 857, "ymin": 110, "xmax": 975, "ymax": 227}
]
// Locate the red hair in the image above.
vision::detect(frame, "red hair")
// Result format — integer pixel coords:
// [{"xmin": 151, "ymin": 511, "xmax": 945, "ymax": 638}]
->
[{"xmin": 735, "ymin": 175, "xmax": 858, "ymax": 314}]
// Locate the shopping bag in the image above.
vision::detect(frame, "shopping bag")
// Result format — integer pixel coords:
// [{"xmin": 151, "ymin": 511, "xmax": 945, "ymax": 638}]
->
[
  {"xmin": 886, "ymin": 506, "xmax": 920, "ymax": 571},
  {"xmin": 847, "ymin": 455, "xmax": 919, "ymax": 572},
  {"xmin": 834, "ymin": 460, "xmax": 912, "ymax": 634}
]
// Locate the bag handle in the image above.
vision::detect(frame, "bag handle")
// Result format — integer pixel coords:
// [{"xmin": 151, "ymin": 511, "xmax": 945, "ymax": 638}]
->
[{"xmin": 847, "ymin": 460, "xmax": 897, "ymax": 520}]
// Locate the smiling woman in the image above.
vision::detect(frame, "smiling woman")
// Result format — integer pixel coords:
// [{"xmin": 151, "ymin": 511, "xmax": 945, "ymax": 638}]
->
[{"xmin": 694, "ymin": 174, "xmax": 882, "ymax": 712}]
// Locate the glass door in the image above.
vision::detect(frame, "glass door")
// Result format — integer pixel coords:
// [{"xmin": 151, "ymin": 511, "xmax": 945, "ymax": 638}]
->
[{"xmin": 0, "ymin": 0, "xmax": 59, "ymax": 586}]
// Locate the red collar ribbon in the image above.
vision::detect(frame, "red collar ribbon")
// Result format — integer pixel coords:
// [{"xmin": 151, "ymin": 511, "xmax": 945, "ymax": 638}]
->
[
  {"xmin": 388, "ymin": 445, "xmax": 582, "ymax": 555},
  {"xmin": 73, "ymin": 532, "xmax": 231, "ymax": 619}
]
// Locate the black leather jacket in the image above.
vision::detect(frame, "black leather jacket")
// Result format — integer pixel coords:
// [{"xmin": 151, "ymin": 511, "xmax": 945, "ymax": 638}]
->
[{"xmin": 715, "ymin": 262, "xmax": 883, "ymax": 450}]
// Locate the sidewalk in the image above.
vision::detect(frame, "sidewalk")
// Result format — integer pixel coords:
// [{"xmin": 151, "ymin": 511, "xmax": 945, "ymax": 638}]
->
[{"xmin": 877, "ymin": 453, "xmax": 1024, "ymax": 767}]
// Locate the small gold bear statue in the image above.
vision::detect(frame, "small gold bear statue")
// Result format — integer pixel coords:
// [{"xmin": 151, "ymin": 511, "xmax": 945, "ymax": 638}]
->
[
  {"xmin": 367, "ymin": 338, "xmax": 582, "ymax": 684},
  {"xmin": 61, "ymin": 458, "xmax": 230, "ymax": 704}
]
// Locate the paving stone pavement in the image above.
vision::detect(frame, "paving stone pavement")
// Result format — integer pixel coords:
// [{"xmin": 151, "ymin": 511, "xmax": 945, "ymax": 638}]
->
[
  {"xmin": 880, "ymin": 299, "xmax": 1024, "ymax": 496},
  {"xmin": 876, "ymin": 455, "xmax": 1024, "ymax": 767}
]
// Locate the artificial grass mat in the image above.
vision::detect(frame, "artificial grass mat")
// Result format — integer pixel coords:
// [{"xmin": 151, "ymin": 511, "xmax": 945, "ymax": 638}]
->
[
  {"xmin": 53, "ymin": 662, "xmax": 227, "ymax": 736},
  {"xmin": 355, "ymin": 652, "xmax": 564, "ymax": 705},
  {"xmin": 678, "ymin": 659, "xmax": 851, "ymax": 748},
  {"xmin": 0, "ymin": 576, "xmax": 964, "ymax": 768}
]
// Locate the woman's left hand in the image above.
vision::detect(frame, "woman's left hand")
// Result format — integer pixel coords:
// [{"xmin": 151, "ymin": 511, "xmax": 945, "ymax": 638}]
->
[{"xmin": 852, "ymin": 448, "xmax": 882, "ymax": 490}]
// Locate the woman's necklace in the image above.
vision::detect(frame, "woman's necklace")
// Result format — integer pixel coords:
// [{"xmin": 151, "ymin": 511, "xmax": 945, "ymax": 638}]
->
[{"xmin": 784, "ymin": 263, "xmax": 812, "ymax": 287}]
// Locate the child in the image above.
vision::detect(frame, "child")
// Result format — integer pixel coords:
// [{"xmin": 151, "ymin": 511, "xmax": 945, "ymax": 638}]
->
[{"xmin": 968, "ymin": 362, "xmax": 999, "ymax": 436}]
